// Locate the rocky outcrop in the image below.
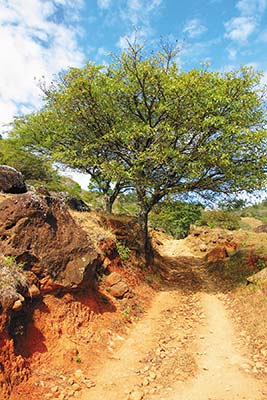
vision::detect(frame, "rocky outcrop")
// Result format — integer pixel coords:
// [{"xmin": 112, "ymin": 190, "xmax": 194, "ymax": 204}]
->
[
  {"xmin": 0, "ymin": 192, "xmax": 98, "ymax": 292},
  {"xmin": 0, "ymin": 166, "xmax": 27, "ymax": 194},
  {"xmin": 55, "ymin": 192, "xmax": 91, "ymax": 212}
]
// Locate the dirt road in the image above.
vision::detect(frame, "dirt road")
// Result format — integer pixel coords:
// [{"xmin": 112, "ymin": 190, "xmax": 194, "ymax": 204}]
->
[{"xmin": 76, "ymin": 239, "xmax": 266, "ymax": 400}]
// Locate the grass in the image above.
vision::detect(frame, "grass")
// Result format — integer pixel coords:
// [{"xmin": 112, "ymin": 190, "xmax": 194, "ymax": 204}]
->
[{"xmin": 69, "ymin": 210, "xmax": 115, "ymax": 248}]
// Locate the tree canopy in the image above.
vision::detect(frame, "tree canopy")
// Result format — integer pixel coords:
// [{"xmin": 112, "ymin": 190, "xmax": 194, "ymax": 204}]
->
[{"xmin": 11, "ymin": 42, "xmax": 267, "ymax": 261}]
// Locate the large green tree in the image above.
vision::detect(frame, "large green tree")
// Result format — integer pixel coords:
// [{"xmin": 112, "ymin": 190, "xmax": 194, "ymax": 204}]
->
[{"xmin": 12, "ymin": 42, "xmax": 267, "ymax": 262}]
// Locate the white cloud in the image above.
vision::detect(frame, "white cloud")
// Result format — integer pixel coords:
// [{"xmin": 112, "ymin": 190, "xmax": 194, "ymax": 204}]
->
[
  {"xmin": 97, "ymin": 0, "xmax": 112, "ymax": 9},
  {"xmin": 117, "ymin": 27, "xmax": 149, "ymax": 49},
  {"xmin": 226, "ymin": 47, "xmax": 238, "ymax": 60},
  {"xmin": 0, "ymin": 0, "xmax": 85, "ymax": 131},
  {"xmin": 237, "ymin": 0, "xmax": 266, "ymax": 16},
  {"xmin": 120, "ymin": 0, "xmax": 162, "ymax": 26},
  {"xmin": 260, "ymin": 30, "xmax": 267, "ymax": 42},
  {"xmin": 224, "ymin": 17, "xmax": 256, "ymax": 42},
  {"xmin": 183, "ymin": 19, "xmax": 207, "ymax": 38},
  {"xmin": 117, "ymin": 0, "xmax": 162, "ymax": 48}
]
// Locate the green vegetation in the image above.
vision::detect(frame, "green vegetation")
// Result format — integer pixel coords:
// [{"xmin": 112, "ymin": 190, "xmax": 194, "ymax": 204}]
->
[
  {"xmin": 10, "ymin": 41, "xmax": 267, "ymax": 261},
  {"xmin": 150, "ymin": 199, "xmax": 203, "ymax": 238},
  {"xmin": 0, "ymin": 137, "xmax": 56, "ymax": 183},
  {"xmin": 116, "ymin": 241, "xmax": 131, "ymax": 261},
  {"xmin": 237, "ymin": 200, "xmax": 267, "ymax": 223},
  {"xmin": 197, "ymin": 210, "xmax": 241, "ymax": 230},
  {"xmin": 76, "ymin": 353, "xmax": 82, "ymax": 364}
]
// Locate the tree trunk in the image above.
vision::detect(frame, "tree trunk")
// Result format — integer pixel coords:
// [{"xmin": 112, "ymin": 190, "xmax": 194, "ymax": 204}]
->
[
  {"xmin": 104, "ymin": 195, "xmax": 114, "ymax": 214},
  {"xmin": 138, "ymin": 208, "xmax": 152, "ymax": 265},
  {"xmin": 136, "ymin": 185, "xmax": 153, "ymax": 265},
  {"xmin": 104, "ymin": 181, "xmax": 123, "ymax": 214}
]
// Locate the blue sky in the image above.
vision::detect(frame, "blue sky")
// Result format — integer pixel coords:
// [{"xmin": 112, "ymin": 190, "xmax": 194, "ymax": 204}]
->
[{"xmin": 0, "ymin": 0, "xmax": 266, "ymax": 187}]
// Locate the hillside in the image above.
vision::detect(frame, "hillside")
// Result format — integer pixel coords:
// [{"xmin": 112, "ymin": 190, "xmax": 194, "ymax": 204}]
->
[{"xmin": 0, "ymin": 168, "xmax": 267, "ymax": 399}]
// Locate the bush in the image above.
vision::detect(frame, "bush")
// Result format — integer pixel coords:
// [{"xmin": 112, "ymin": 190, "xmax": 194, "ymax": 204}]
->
[
  {"xmin": 150, "ymin": 200, "xmax": 203, "ymax": 239},
  {"xmin": 197, "ymin": 210, "xmax": 241, "ymax": 230}
]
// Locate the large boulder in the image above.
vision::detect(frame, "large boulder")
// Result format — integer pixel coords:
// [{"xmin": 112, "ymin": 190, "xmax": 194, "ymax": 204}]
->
[
  {"xmin": 55, "ymin": 192, "xmax": 91, "ymax": 212},
  {"xmin": 0, "ymin": 165, "xmax": 27, "ymax": 194},
  {"xmin": 0, "ymin": 192, "xmax": 98, "ymax": 291}
]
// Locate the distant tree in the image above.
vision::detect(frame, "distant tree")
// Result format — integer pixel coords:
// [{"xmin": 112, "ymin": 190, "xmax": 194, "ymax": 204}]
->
[
  {"xmin": 0, "ymin": 137, "xmax": 55, "ymax": 182},
  {"xmin": 218, "ymin": 198, "xmax": 247, "ymax": 211},
  {"xmin": 12, "ymin": 41, "xmax": 267, "ymax": 263},
  {"xmin": 150, "ymin": 199, "xmax": 203, "ymax": 238}
]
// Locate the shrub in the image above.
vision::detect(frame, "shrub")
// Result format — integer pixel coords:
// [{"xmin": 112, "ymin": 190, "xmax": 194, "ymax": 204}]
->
[
  {"xmin": 150, "ymin": 200, "xmax": 203, "ymax": 239},
  {"xmin": 197, "ymin": 210, "xmax": 241, "ymax": 230}
]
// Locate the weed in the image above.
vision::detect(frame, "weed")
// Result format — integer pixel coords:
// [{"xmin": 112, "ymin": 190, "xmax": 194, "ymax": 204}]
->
[
  {"xmin": 122, "ymin": 307, "xmax": 131, "ymax": 319},
  {"xmin": 256, "ymin": 259, "xmax": 266, "ymax": 271},
  {"xmin": 116, "ymin": 241, "xmax": 131, "ymax": 261},
  {"xmin": 76, "ymin": 353, "xmax": 82, "ymax": 364}
]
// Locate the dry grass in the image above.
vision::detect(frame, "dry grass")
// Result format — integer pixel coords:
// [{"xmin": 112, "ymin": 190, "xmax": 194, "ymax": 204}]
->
[
  {"xmin": 227, "ymin": 283, "xmax": 267, "ymax": 376},
  {"xmin": 240, "ymin": 217, "xmax": 263, "ymax": 230},
  {"xmin": 69, "ymin": 210, "xmax": 116, "ymax": 249},
  {"xmin": 206, "ymin": 227, "xmax": 267, "ymax": 376}
]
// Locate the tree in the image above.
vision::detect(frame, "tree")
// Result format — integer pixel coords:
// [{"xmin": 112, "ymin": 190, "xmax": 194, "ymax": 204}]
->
[
  {"xmin": 11, "ymin": 65, "xmax": 130, "ymax": 213},
  {"xmin": 12, "ymin": 42, "xmax": 267, "ymax": 263}
]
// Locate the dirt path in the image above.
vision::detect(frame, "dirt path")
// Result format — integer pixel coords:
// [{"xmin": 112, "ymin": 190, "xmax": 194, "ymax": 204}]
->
[
  {"xmin": 164, "ymin": 291, "xmax": 264, "ymax": 400},
  {"xmin": 74, "ymin": 240, "xmax": 266, "ymax": 400}
]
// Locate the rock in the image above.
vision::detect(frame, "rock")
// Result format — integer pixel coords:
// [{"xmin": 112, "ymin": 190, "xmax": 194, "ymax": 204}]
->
[
  {"xmin": 12, "ymin": 299, "xmax": 23, "ymax": 311},
  {"xmin": 51, "ymin": 385, "xmax": 59, "ymax": 393},
  {"xmin": 0, "ymin": 165, "xmax": 27, "ymax": 194},
  {"xmin": 206, "ymin": 246, "xmax": 228, "ymax": 263},
  {"xmin": 247, "ymin": 268, "xmax": 267, "ymax": 284},
  {"xmin": 0, "ymin": 192, "xmax": 98, "ymax": 291},
  {"xmin": 74, "ymin": 369, "xmax": 84, "ymax": 381},
  {"xmin": 105, "ymin": 272, "xmax": 122, "ymax": 287},
  {"xmin": 199, "ymin": 244, "xmax": 207, "ymax": 252},
  {"xmin": 142, "ymin": 378, "xmax": 150, "ymax": 386},
  {"xmin": 109, "ymin": 281, "xmax": 129, "ymax": 298},
  {"xmin": 56, "ymin": 192, "xmax": 90, "ymax": 212},
  {"xmin": 72, "ymin": 383, "xmax": 81, "ymax": 391},
  {"xmin": 254, "ymin": 224, "xmax": 267, "ymax": 233},
  {"xmin": 27, "ymin": 284, "xmax": 40, "ymax": 297},
  {"xmin": 128, "ymin": 390, "xmax": 144, "ymax": 400}
]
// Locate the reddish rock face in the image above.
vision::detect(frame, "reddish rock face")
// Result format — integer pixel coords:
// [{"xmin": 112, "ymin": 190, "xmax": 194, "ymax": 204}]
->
[
  {"xmin": 206, "ymin": 246, "xmax": 228, "ymax": 263},
  {"xmin": 0, "ymin": 192, "xmax": 98, "ymax": 291},
  {"xmin": 0, "ymin": 165, "xmax": 27, "ymax": 194},
  {"xmin": 0, "ymin": 312, "xmax": 30, "ymax": 399}
]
